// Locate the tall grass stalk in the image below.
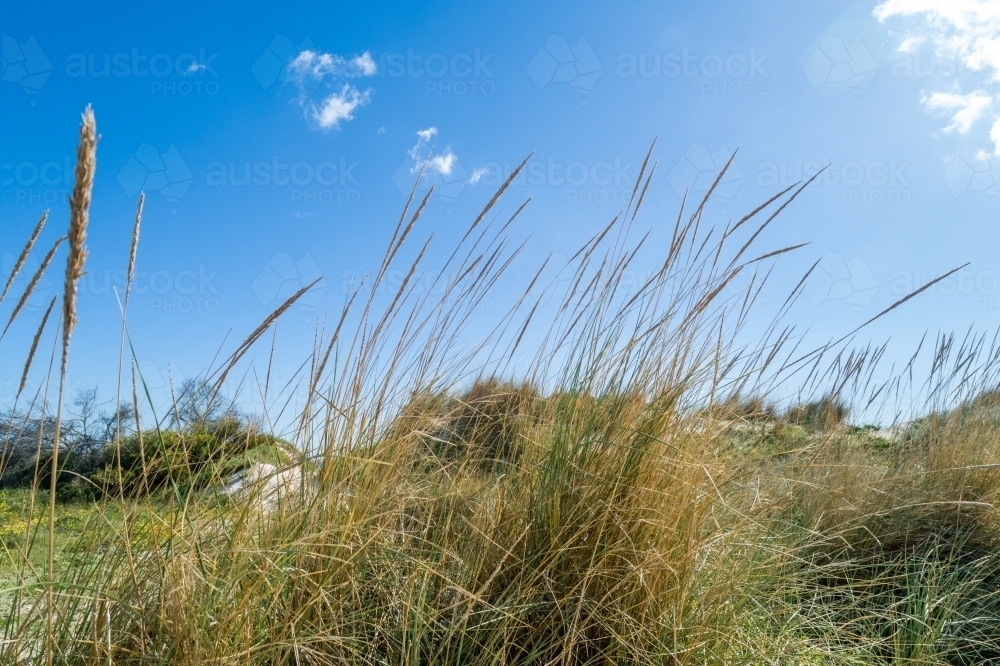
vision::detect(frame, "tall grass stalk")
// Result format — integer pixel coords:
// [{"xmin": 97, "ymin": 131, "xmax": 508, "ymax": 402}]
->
[{"xmin": 45, "ymin": 105, "xmax": 96, "ymax": 665}]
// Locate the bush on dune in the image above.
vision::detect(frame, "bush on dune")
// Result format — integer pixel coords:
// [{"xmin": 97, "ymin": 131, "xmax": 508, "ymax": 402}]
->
[
  {"xmin": 785, "ymin": 394, "xmax": 851, "ymax": 432},
  {"xmin": 90, "ymin": 417, "xmax": 294, "ymax": 498}
]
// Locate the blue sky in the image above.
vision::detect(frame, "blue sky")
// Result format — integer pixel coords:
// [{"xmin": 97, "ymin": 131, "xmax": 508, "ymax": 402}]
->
[{"xmin": 3, "ymin": 0, "xmax": 1000, "ymax": 417}]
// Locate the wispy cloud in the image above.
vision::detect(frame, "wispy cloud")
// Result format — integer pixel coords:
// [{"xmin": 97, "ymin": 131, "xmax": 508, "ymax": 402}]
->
[
  {"xmin": 288, "ymin": 50, "xmax": 377, "ymax": 81},
  {"xmin": 407, "ymin": 127, "xmax": 458, "ymax": 177},
  {"xmin": 428, "ymin": 152, "xmax": 457, "ymax": 176},
  {"xmin": 876, "ymin": 0, "xmax": 1000, "ymax": 151},
  {"xmin": 468, "ymin": 166, "xmax": 488, "ymax": 184},
  {"xmin": 285, "ymin": 49, "xmax": 377, "ymax": 130},
  {"xmin": 923, "ymin": 90, "xmax": 992, "ymax": 133},
  {"xmin": 354, "ymin": 53, "xmax": 378, "ymax": 76},
  {"xmin": 311, "ymin": 86, "xmax": 372, "ymax": 129}
]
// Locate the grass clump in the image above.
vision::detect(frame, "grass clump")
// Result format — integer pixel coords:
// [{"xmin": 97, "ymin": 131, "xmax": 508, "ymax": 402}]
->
[
  {"xmin": 404, "ymin": 378, "xmax": 540, "ymax": 474},
  {"xmin": 786, "ymin": 395, "xmax": 851, "ymax": 432},
  {"xmin": 774, "ymin": 425, "xmax": 1000, "ymax": 664}
]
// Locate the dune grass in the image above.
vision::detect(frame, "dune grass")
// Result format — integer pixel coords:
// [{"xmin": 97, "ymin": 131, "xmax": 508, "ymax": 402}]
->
[{"xmin": 1, "ymin": 110, "xmax": 1000, "ymax": 664}]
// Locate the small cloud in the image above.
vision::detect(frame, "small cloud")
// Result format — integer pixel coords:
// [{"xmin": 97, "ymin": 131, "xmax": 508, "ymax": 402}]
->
[
  {"xmin": 288, "ymin": 49, "xmax": 377, "ymax": 81},
  {"xmin": 378, "ymin": 126, "xmax": 387, "ymax": 134},
  {"xmin": 186, "ymin": 62, "xmax": 206, "ymax": 74},
  {"xmin": 469, "ymin": 166, "xmax": 488, "ymax": 184},
  {"xmin": 310, "ymin": 85, "xmax": 371, "ymax": 129},
  {"xmin": 923, "ymin": 90, "xmax": 992, "ymax": 133},
  {"xmin": 351, "ymin": 52, "xmax": 377, "ymax": 76},
  {"xmin": 898, "ymin": 35, "xmax": 924, "ymax": 53},
  {"xmin": 283, "ymin": 48, "xmax": 376, "ymax": 130},
  {"xmin": 406, "ymin": 127, "xmax": 456, "ymax": 176},
  {"xmin": 393, "ymin": 129, "xmax": 471, "ymax": 208},
  {"xmin": 288, "ymin": 50, "xmax": 333, "ymax": 80},
  {"xmin": 428, "ymin": 151, "xmax": 457, "ymax": 176}
]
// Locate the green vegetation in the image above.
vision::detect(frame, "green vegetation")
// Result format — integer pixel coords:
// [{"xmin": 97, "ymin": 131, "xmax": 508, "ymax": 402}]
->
[
  {"xmin": 90, "ymin": 418, "xmax": 294, "ymax": 497},
  {"xmin": 2, "ymin": 110, "xmax": 1000, "ymax": 664}
]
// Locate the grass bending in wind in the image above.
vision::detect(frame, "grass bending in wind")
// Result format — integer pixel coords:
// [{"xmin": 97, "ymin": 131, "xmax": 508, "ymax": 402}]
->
[{"xmin": 1, "ymin": 110, "xmax": 999, "ymax": 665}]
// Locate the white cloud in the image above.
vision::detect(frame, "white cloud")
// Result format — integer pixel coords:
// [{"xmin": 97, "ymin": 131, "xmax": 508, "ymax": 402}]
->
[
  {"xmin": 923, "ymin": 91, "xmax": 992, "ymax": 132},
  {"xmin": 186, "ymin": 62, "xmax": 206, "ymax": 74},
  {"xmin": 310, "ymin": 85, "xmax": 372, "ymax": 129},
  {"xmin": 428, "ymin": 151, "xmax": 457, "ymax": 176},
  {"xmin": 288, "ymin": 49, "xmax": 378, "ymax": 81},
  {"xmin": 468, "ymin": 166, "xmax": 488, "ymax": 184},
  {"xmin": 898, "ymin": 35, "xmax": 924, "ymax": 53},
  {"xmin": 876, "ymin": 0, "xmax": 1000, "ymax": 152},
  {"xmin": 285, "ymin": 49, "xmax": 376, "ymax": 130},
  {"xmin": 351, "ymin": 52, "xmax": 377, "ymax": 76},
  {"xmin": 288, "ymin": 50, "xmax": 334, "ymax": 79},
  {"xmin": 407, "ymin": 127, "xmax": 458, "ymax": 177}
]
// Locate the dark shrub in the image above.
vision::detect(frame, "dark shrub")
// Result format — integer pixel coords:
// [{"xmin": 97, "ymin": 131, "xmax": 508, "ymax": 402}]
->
[
  {"xmin": 416, "ymin": 379, "xmax": 539, "ymax": 473},
  {"xmin": 705, "ymin": 394, "xmax": 779, "ymax": 422},
  {"xmin": 786, "ymin": 396, "xmax": 850, "ymax": 431},
  {"xmin": 92, "ymin": 417, "xmax": 289, "ymax": 497}
]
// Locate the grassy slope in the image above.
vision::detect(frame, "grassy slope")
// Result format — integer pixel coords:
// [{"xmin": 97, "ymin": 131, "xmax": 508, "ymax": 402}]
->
[{"xmin": 4, "ymin": 398, "xmax": 1000, "ymax": 665}]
